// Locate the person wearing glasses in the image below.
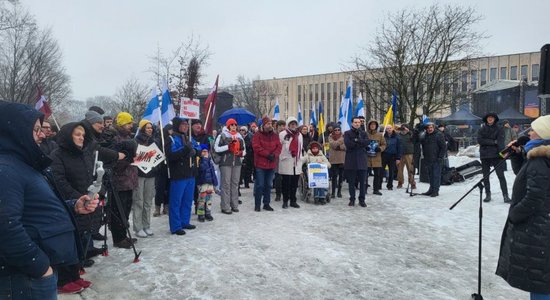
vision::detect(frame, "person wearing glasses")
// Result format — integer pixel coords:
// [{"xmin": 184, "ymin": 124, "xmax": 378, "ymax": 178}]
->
[
  {"xmin": 0, "ymin": 101, "xmax": 99, "ymax": 299},
  {"xmin": 214, "ymin": 118, "xmax": 246, "ymax": 214},
  {"xmin": 39, "ymin": 120, "xmax": 58, "ymax": 156}
]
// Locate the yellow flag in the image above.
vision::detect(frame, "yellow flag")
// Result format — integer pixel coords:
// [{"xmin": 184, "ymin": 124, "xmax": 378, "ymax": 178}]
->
[{"xmin": 383, "ymin": 105, "xmax": 394, "ymax": 127}]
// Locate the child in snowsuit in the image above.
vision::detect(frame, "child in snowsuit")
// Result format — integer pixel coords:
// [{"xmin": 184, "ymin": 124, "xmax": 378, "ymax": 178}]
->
[
  {"xmin": 304, "ymin": 141, "xmax": 331, "ymax": 204},
  {"xmin": 197, "ymin": 145, "xmax": 218, "ymax": 222}
]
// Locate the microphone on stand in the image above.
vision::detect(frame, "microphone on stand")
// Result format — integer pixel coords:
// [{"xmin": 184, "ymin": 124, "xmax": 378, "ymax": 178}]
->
[{"xmin": 499, "ymin": 135, "xmax": 530, "ymax": 158}]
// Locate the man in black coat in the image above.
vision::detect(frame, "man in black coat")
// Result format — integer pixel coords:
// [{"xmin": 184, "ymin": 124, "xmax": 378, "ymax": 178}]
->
[
  {"xmin": 477, "ymin": 112, "xmax": 509, "ymax": 203},
  {"xmin": 344, "ymin": 117, "xmax": 370, "ymax": 207},
  {"xmin": 420, "ymin": 122, "xmax": 446, "ymax": 197}
]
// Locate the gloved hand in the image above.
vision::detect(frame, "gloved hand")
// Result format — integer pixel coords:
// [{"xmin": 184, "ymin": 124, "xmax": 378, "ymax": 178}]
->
[{"xmin": 267, "ymin": 154, "xmax": 275, "ymax": 162}]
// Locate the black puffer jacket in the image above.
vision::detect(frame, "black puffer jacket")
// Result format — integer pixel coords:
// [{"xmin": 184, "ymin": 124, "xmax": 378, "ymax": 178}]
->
[
  {"xmin": 420, "ymin": 130, "xmax": 446, "ymax": 162},
  {"xmin": 51, "ymin": 122, "xmax": 101, "ymax": 233},
  {"xmin": 496, "ymin": 142, "xmax": 550, "ymax": 294},
  {"xmin": 165, "ymin": 118, "xmax": 197, "ymax": 180},
  {"xmin": 477, "ymin": 123, "xmax": 504, "ymax": 159}
]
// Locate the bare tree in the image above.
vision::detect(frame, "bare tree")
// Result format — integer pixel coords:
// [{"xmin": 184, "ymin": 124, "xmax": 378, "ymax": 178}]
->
[
  {"xmin": 0, "ymin": 2, "xmax": 71, "ymax": 107},
  {"xmin": 55, "ymin": 99, "xmax": 88, "ymax": 125},
  {"xmin": 113, "ymin": 77, "xmax": 149, "ymax": 119},
  {"xmin": 229, "ymin": 75, "xmax": 278, "ymax": 118},
  {"xmin": 350, "ymin": 4, "xmax": 485, "ymax": 125}
]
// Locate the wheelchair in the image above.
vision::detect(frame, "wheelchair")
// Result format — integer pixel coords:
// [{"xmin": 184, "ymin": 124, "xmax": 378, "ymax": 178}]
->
[{"xmin": 298, "ymin": 164, "xmax": 331, "ymax": 205}]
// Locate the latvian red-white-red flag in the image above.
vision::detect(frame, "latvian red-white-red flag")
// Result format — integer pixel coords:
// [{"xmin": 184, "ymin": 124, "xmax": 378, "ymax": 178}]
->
[
  {"xmin": 203, "ymin": 75, "xmax": 219, "ymax": 135},
  {"xmin": 34, "ymin": 87, "xmax": 52, "ymax": 119}
]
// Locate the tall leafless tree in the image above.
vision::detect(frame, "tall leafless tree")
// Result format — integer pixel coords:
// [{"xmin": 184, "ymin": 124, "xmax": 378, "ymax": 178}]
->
[
  {"xmin": 113, "ymin": 77, "xmax": 149, "ymax": 119},
  {"xmin": 229, "ymin": 75, "xmax": 278, "ymax": 118},
  {"xmin": 350, "ymin": 4, "xmax": 485, "ymax": 125},
  {"xmin": 0, "ymin": 2, "xmax": 70, "ymax": 107}
]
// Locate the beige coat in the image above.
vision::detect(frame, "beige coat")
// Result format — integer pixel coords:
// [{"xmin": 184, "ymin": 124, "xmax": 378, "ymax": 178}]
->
[
  {"xmin": 328, "ymin": 134, "xmax": 346, "ymax": 164},
  {"xmin": 304, "ymin": 149, "xmax": 331, "ymax": 168},
  {"xmin": 278, "ymin": 128, "xmax": 305, "ymax": 175},
  {"xmin": 367, "ymin": 130, "xmax": 387, "ymax": 168}
]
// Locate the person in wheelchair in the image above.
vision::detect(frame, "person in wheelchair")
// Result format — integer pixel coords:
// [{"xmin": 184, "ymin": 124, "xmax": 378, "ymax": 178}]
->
[{"xmin": 303, "ymin": 141, "xmax": 331, "ymax": 204}]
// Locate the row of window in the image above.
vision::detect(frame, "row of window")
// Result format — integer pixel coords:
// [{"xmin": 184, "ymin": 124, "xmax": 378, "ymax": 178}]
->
[{"xmin": 462, "ymin": 64, "xmax": 540, "ymax": 92}]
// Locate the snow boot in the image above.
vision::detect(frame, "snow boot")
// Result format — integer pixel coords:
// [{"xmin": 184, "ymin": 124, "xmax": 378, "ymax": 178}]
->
[
  {"xmin": 359, "ymin": 200, "xmax": 367, "ymax": 207},
  {"xmin": 483, "ymin": 193, "xmax": 491, "ymax": 202},
  {"xmin": 162, "ymin": 204, "xmax": 169, "ymax": 215},
  {"xmin": 348, "ymin": 199, "xmax": 355, "ymax": 206},
  {"xmin": 503, "ymin": 194, "xmax": 511, "ymax": 203},
  {"xmin": 153, "ymin": 206, "xmax": 161, "ymax": 217},
  {"xmin": 275, "ymin": 194, "xmax": 281, "ymax": 202},
  {"xmin": 282, "ymin": 201, "xmax": 288, "ymax": 209},
  {"xmin": 198, "ymin": 215, "xmax": 205, "ymax": 222},
  {"xmin": 290, "ymin": 202, "xmax": 300, "ymax": 208},
  {"xmin": 337, "ymin": 190, "xmax": 342, "ymax": 198},
  {"xmin": 205, "ymin": 214, "xmax": 214, "ymax": 221}
]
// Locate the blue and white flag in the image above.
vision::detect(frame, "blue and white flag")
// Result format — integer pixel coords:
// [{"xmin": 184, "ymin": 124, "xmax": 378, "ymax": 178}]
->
[
  {"xmin": 339, "ymin": 77, "xmax": 353, "ymax": 132},
  {"xmin": 160, "ymin": 81, "xmax": 175, "ymax": 126},
  {"xmin": 422, "ymin": 114, "xmax": 430, "ymax": 124},
  {"xmin": 273, "ymin": 98, "xmax": 280, "ymax": 120},
  {"xmin": 142, "ymin": 87, "xmax": 160, "ymax": 124},
  {"xmin": 309, "ymin": 100, "xmax": 317, "ymax": 127},
  {"xmin": 355, "ymin": 92, "xmax": 365, "ymax": 118},
  {"xmin": 297, "ymin": 103, "xmax": 303, "ymax": 126}
]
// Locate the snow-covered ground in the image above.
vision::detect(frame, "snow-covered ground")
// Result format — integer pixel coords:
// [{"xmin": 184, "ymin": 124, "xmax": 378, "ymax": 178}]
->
[{"xmin": 60, "ymin": 156, "xmax": 528, "ymax": 300}]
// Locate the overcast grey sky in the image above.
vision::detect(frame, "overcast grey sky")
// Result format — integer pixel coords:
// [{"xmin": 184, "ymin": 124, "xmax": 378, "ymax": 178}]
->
[{"xmin": 22, "ymin": 0, "xmax": 549, "ymax": 101}]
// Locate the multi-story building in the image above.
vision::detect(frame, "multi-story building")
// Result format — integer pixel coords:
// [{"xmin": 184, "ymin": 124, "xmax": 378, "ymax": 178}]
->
[{"xmin": 256, "ymin": 51, "xmax": 542, "ymax": 123}]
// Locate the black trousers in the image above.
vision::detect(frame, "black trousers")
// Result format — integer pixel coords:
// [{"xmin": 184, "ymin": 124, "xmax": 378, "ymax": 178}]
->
[
  {"xmin": 274, "ymin": 173, "xmax": 283, "ymax": 197},
  {"xmin": 382, "ymin": 153, "xmax": 398, "ymax": 188},
  {"xmin": 481, "ymin": 158, "xmax": 508, "ymax": 195},
  {"xmin": 155, "ymin": 171, "xmax": 170, "ymax": 207},
  {"xmin": 346, "ymin": 169, "xmax": 367, "ymax": 202},
  {"xmin": 367, "ymin": 167, "xmax": 384, "ymax": 192},
  {"xmin": 281, "ymin": 174, "xmax": 299, "ymax": 203},
  {"xmin": 108, "ymin": 190, "xmax": 133, "ymax": 243},
  {"xmin": 330, "ymin": 164, "xmax": 345, "ymax": 194}
]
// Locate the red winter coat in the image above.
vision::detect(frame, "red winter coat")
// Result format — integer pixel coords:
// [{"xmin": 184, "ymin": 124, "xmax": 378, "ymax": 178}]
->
[{"xmin": 252, "ymin": 129, "xmax": 282, "ymax": 170}]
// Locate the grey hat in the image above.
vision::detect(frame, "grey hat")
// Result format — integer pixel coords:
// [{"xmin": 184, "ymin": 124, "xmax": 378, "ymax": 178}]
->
[{"xmin": 85, "ymin": 110, "xmax": 103, "ymax": 125}]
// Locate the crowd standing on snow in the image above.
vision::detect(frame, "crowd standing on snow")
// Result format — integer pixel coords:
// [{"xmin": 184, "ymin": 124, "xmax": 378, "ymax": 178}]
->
[{"xmin": 1, "ymin": 99, "xmax": 550, "ymax": 299}]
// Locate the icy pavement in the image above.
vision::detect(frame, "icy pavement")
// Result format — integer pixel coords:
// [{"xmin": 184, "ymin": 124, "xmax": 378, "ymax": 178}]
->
[{"xmin": 60, "ymin": 157, "xmax": 528, "ymax": 300}]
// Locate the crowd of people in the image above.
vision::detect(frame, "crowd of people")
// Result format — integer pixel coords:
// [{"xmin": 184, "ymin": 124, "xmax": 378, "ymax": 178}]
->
[{"xmin": 2, "ymin": 99, "xmax": 550, "ymax": 299}]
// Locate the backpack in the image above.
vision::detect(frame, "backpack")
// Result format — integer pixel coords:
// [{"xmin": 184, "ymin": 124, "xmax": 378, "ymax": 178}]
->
[{"xmin": 210, "ymin": 135, "xmax": 223, "ymax": 164}]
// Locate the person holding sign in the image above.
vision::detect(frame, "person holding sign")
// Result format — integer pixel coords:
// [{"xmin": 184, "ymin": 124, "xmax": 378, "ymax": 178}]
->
[
  {"xmin": 132, "ymin": 120, "xmax": 157, "ymax": 238},
  {"xmin": 304, "ymin": 141, "xmax": 331, "ymax": 204}
]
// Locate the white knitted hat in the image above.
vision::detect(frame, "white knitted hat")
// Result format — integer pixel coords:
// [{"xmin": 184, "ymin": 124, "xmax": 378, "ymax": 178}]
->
[{"xmin": 531, "ymin": 115, "xmax": 550, "ymax": 139}]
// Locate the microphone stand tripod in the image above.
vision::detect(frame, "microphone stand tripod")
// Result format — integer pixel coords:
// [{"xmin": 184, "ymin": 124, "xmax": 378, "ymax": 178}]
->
[{"xmin": 449, "ymin": 157, "xmax": 508, "ymax": 300}]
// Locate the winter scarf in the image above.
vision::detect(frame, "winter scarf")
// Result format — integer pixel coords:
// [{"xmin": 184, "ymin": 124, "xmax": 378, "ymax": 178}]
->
[
  {"xmin": 286, "ymin": 128, "xmax": 300, "ymax": 158},
  {"xmin": 228, "ymin": 129, "xmax": 241, "ymax": 154},
  {"xmin": 524, "ymin": 139, "xmax": 550, "ymax": 153}
]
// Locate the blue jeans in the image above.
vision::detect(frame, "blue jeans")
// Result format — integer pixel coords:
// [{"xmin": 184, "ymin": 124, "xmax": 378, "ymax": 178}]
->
[
  {"xmin": 169, "ymin": 178, "xmax": 196, "ymax": 233},
  {"xmin": 0, "ymin": 271, "xmax": 58, "ymax": 300},
  {"xmin": 254, "ymin": 168, "xmax": 275, "ymax": 208},
  {"xmin": 314, "ymin": 188, "xmax": 327, "ymax": 199},
  {"xmin": 531, "ymin": 293, "xmax": 550, "ymax": 300},
  {"xmin": 427, "ymin": 161, "xmax": 442, "ymax": 193}
]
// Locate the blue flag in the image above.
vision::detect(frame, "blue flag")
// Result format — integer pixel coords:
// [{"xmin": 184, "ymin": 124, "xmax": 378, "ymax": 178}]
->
[
  {"xmin": 142, "ymin": 88, "xmax": 160, "ymax": 124},
  {"xmin": 355, "ymin": 93, "xmax": 365, "ymax": 118},
  {"xmin": 391, "ymin": 91, "xmax": 398, "ymax": 124},
  {"xmin": 273, "ymin": 98, "xmax": 280, "ymax": 120},
  {"xmin": 161, "ymin": 81, "xmax": 175, "ymax": 126},
  {"xmin": 309, "ymin": 101, "xmax": 317, "ymax": 127},
  {"xmin": 339, "ymin": 77, "xmax": 353, "ymax": 132},
  {"xmin": 297, "ymin": 103, "xmax": 303, "ymax": 126}
]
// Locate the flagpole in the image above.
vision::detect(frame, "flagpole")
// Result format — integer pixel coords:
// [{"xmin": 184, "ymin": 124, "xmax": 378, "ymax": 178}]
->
[
  {"xmin": 157, "ymin": 99, "xmax": 171, "ymax": 179},
  {"xmin": 204, "ymin": 102, "xmax": 213, "ymax": 134},
  {"xmin": 49, "ymin": 112, "xmax": 61, "ymax": 132}
]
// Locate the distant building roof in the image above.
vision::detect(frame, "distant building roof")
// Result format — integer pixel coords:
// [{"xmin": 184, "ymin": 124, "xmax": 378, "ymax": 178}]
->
[{"xmin": 473, "ymin": 80, "xmax": 520, "ymax": 93}]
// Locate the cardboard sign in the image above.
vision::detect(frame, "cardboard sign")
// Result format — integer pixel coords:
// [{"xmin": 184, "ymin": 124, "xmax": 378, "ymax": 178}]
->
[
  {"xmin": 180, "ymin": 97, "xmax": 200, "ymax": 119},
  {"xmin": 307, "ymin": 163, "xmax": 329, "ymax": 188},
  {"xmin": 132, "ymin": 143, "xmax": 165, "ymax": 174}
]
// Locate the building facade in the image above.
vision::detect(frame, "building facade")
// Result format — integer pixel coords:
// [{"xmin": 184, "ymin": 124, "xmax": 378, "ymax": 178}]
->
[{"xmin": 256, "ymin": 51, "xmax": 542, "ymax": 123}]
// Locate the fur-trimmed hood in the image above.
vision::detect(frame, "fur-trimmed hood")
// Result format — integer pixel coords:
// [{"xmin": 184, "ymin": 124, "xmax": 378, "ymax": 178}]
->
[{"xmin": 527, "ymin": 144, "xmax": 550, "ymax": 159}]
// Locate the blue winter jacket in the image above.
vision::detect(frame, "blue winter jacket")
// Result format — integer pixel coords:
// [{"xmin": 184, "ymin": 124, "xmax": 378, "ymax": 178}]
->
[
  {"xmin": 0, "ymin": 101, "xmax": 80, "ymax": 279},
  {"xmin": 197, "ymin": 157, "xmax": 218, "ymax": 187},
  {"xmin": 383, "ymin": 131, "xmax": 402, "ymax": 159}
]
